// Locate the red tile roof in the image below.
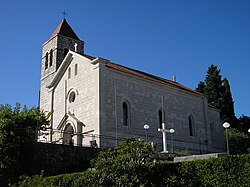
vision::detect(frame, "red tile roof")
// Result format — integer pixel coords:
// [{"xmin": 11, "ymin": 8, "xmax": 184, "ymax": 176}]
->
[
  {"xmin": 50, "ymin": 19, "xmax": 80, "ymax": 40},
  {"xmin": 80, "ymin": 53, "xmax": 202, "ymax": 96},
  {"xmin": 82, "ymin": 54, "xmax": 95, "ymax": 60},
  {"xmin": 105, "ymin": 62, "xmax": 202, "ymax": 96}
]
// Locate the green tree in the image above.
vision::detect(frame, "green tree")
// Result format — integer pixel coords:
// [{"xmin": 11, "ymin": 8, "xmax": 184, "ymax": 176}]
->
[
  {"xmin": 221, "ymin": 78, "xmax": 238, "ymax": 127},
  {"xmin": 196, "ymin": 65, "xmax": 238, "ymax": 127},
  {"xmin": 204, "ymin": 64, "xmax": 223, "ymax": 109},
  {"xmin": 0, "ymin": 103, "xmax": 48, "ymax": 185},
  {"xmin": 196, "ymin": 81, "xmax": 206, "ymax": 94},
  {"xmin": 227, "ymin": 128, "xmax": 250, "ymax": 154},
  {"xmin": 238, "ymin": 115, "xmax": 250, "ymax": 134},
  {"xmin": 92, "ymin": 138, "xmax": 157, "ymax": 186}
]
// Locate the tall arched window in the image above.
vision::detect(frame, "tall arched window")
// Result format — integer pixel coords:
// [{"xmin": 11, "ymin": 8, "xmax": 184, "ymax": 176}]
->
[
  {"xmin": 159, "ymin": 109, "xmax": 163, "ymax": 128},
  {"xmin": 188, "ymin": 115, "xmax": 194, "ymax": 136},
  {"xmin": 210, "ymin": 123, "xmax": 216, "ymax": 143},
  {"xmin": 123, "ymin": 102, "xmax": 129, "ymax": 126},
  {"xmin": 49, "ymin": 49, "xmax": 53, "ymax": 66},
  {"xmin": 45, "ymin": 52, "xmax": 48, "ymax": 69},
  {"xmin": 64, "ymin": 48, "xmax": 69, "ymax": 58},
  {"xmin": 210, "ymin": 123, "xmax": 214, "ymax": 132},
  {"xmin": 68, "ymin": 67, "xmax": 71, "ymax": 79},
  {"xmin": 75, "ymin": 64, "xmax": 78, "ymax": 76}
]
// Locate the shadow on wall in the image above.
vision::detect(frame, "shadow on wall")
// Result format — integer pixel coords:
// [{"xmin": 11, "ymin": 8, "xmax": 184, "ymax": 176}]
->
[{"xmin": 31, "ymin": 142, "xmax": 100, "ymax": 176}]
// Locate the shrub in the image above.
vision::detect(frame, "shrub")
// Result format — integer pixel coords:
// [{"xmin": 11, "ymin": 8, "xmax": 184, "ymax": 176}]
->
[{"xmin": 17, "ymin": 150, "xmax": 250, "ymax": 186}]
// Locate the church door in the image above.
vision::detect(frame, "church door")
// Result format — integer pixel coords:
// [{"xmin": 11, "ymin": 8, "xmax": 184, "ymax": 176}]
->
[{"xmin": 63, "ymin": 124, "xmax": 74, "ymax": 145}]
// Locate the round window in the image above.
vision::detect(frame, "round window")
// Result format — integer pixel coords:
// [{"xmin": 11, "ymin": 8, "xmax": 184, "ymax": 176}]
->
[{"xmin": 69, "ymin": 92, "xmax": 76, "ymax": 103}]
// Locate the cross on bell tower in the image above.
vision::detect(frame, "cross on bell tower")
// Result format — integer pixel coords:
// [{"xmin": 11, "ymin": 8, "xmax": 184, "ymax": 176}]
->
[{"xmin": 62, "ymin": 10, "xmax": 67, "ymax": 19}]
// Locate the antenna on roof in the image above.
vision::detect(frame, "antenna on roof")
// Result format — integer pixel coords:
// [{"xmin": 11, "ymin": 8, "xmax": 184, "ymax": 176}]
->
[{"xmin": 61, "ymin": 10, "xmax": 67, "ymax": 19}]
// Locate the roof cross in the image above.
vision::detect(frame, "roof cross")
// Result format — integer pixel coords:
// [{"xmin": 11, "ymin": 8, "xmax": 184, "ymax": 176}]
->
[{"xmin": 62, "ymin": 10, "xmax": 67, "ymax": 19}]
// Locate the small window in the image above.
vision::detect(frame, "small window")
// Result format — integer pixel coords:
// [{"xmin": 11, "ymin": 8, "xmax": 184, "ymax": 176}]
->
[
  {"xmin": 49, "ymin": 49, "xmax": 53, "ymax": 66},
  {"xmin": 123, "ymin": 102, "xmax": 129, "ymax": 126},
  {"xmin": 69, "ymin": 91, "xmax": 76, "ymax": 103},
  {"xmin": 68, "ymin": 67, "xmax": 71, "ymax": 79},
  {"xmin": 188, "ymin": 115, "xmax": 194, "ymax": 136},
  {"xmin": 45, "ymin": 52, "xmax": 48, "ymax": 69},
  {"xmin": 75, "ymin": 64, "xmax": 78, "ymax": 76}
]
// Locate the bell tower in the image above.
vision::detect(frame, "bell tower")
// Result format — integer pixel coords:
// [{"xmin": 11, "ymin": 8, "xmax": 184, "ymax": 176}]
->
[{"xmin": 39, "ymin": 19, "xmax": 84, "ymax": 111}]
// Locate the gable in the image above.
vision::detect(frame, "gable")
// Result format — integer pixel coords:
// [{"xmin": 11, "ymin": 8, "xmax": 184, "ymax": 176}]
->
[
  {"xmin": 57, "ymin": 112, "xmax": 85, "ymax": 130},
  {"xmin": 47, "ymin": 50, "xmax": 96, "ymax": 89}
]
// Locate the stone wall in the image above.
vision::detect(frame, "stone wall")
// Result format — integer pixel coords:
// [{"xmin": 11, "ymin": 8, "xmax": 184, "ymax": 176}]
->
[
  {"xmin": 99, "ymin": 63, "xmax": 223, "ymax": 154},
  {"xmin": 173, "ymin": 153, "xmax": 228, "ymax": 163},
  {"xmin": 31, "ymin": 142, "xmax": 100, "ymax": 176}
]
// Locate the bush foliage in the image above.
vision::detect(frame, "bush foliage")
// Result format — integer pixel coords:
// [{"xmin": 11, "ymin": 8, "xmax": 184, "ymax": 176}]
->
[
  {"xmin": 17, "ymin": 139, "xmax": 250, "ymax": 187},
  {"xmin": 228, "ymin": 128, "xmax": 250, "ymax": 154},
  {"xmin": 0, "ymin": 103, "xmax": 49, "ymax": 185}
]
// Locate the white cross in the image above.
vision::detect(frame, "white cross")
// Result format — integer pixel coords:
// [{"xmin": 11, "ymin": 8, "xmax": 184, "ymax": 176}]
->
[
  {"xmin": 74, "ymin": 43, "xmax": 78, "ymax": 52},
  {"xmin": 158, "ymin": 122, "xmax": 172, "ymax": 153}
]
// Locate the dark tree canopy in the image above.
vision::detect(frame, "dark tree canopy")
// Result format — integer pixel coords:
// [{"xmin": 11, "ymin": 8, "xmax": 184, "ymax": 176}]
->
[
  {"xmin": 238, "ymin": 115, "xmax": 250, "ymax": 134},
  {"xmin": 227, "ymin": 128, "xmax": 250, "ymax": 154},
  {"xmin": 0, "ymin": 103, "xmax": 49, "ymax": 185},
  {"xmin": 220, "ymin": 78, "xmax": 237, "ymax": 126},
  {"xmin": 204, "ymin": 64, "xmax": 223, "ymax": 108},
  {"xmin": 196, "ymin": 65, "xmax": 237, "ymax": 127},
  {"xmin": 196, "ymin": 81, "xmax": 206, "ymax": 94}
]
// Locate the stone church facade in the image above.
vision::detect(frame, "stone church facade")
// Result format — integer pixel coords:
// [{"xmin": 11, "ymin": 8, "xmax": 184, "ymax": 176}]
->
[{"xmin": 39, "ymin": 19, "xmax": 224, "ymax": 154}]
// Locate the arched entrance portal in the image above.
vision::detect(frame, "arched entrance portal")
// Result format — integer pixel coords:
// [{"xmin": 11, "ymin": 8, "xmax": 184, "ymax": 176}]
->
[{"xmin": 63, "ymin": 124, "xmax": 74, "ymax": 145}]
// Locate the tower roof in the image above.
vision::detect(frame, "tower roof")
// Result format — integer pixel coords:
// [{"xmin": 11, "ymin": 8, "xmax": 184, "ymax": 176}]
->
[{"xmin": 50, "ymin": 19, "xmax": 80, "ymax": 40}]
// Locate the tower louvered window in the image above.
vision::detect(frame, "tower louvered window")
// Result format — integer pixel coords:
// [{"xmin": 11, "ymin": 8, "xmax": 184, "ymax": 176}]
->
[
  {"xmin": 49, "ymin": 49, "xmax": 53, "ymax": 66},
  {"xmin": 45, "ymin": 52, "xmax": 48, "ymax": 70},
  {"xmin": 64, "ymin": 48, "xmax": 69, "ymax": 59}
]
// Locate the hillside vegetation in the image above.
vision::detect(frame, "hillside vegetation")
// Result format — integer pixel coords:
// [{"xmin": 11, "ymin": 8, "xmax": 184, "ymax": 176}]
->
[{"xmin": 17, "ymin": 139, "xmax": 250, "ymax": 187}]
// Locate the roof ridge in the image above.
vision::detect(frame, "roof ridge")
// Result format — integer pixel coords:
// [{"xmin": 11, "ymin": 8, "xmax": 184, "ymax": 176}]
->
[{"xmin": 105, "ymin": 62, "xmax": 203, "ymax": 96}]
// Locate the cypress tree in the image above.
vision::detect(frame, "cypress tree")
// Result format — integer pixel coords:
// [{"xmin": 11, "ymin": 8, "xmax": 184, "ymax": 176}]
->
[
  {"xmin": 196, "ymin": 65, "xmax": 238, "ymax": 127},
  {"xmin": 204, "ymin": 64, "xmax": 223, "ymax": 109},
  {"xmin": 196, "ymin": 81, "xmax": 206, "ymax": 94},
  {"xmin": 221, "ymin": 78, "xmax": 237, "ymax": 127}
]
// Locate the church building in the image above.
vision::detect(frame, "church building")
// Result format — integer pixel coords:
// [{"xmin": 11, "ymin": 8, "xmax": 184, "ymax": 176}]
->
[{"xmin": 39, "ymin": 19, "xmax": 224, "ymax": 154}]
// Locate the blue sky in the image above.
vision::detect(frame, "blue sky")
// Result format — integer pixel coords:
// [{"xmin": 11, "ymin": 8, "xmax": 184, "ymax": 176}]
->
[{"xmin": 0, "ymin": 1, "xmax": 249, "ymax": 117}]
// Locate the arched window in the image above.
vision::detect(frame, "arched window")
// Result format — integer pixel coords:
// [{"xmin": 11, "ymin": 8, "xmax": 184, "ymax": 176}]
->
[
  {"xmin": 63, "ymin": 124, "xmax": 74, "ymax": 145},
  {"xmin": 49, "ymin": 49, "xmax": 53, "ymax": 66},
  {"xmin": 158, "ymin": 109, "xmax": 164, "ymax": 128},
  {"xmin": 123, "ymin": 102, "xmax": 129, "ymax": 126},
  {"xmin": 64, "ymin": 48, "xmax": 69, "ymax": 58},
  {"xmin": 75, "ymin": 64, "xmax": 78, "ymax": 76},
  {"xmin": 68, "ymin": 67, "xmax": 71, "ymax": 79},
  {"xmin": 69, "ymin": 91, "xmax": 76, "ymax": 103},
  {"xmin": 45, "ymin": 52, "xmax": 48, "ymax": 69},
  {"xmin": 188, "ymin": 115, "xmax": 194, "ymax": 136},
  {"xmin": 210, "ymin": 123, "xmax": 216, "ymax": 143}
]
